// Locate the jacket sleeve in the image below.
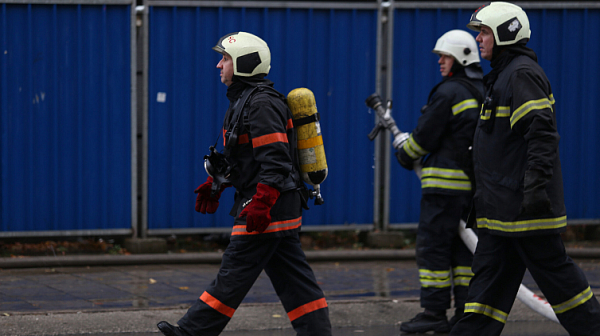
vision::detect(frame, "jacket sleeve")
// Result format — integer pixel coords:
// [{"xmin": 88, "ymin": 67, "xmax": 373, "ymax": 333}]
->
[
  {"xmin": 399, "ymin": 89, "xmax": 453, "ymax": 161},
  {"xmin": 245, "ymin": 95, "xmax": 293, "ymax": 191},
  {"xmin": 510, "ymin": 69, "xmax": 559, "ymax": 177}
]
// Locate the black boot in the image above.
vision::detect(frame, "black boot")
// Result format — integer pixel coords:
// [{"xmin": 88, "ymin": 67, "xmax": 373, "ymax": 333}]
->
[
  {"xmin": 157, "ymin": 321, "xmax": 193, "ymax": 336},
  {"xmin": 449, "ymin": 308, "xmax": 464, "ymax": 328},
  {"xmin": 400, "ymin": 310, "xmax": 450, "ymax": 334}
]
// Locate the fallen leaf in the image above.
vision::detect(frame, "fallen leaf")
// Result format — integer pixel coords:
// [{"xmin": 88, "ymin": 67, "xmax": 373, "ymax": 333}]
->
[{"xmin": 149, "ymin": 278, "xmax": 157, "ymax": 284}]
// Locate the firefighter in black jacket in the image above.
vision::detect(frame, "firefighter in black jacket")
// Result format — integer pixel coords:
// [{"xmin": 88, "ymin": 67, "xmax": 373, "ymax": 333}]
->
[
  {"xmin": 450, "ymin": 2, "xmax": 600, "ymax": 335},
  {"xmin": 157, "ymin": 32, "xmax": 332, "ymax": 336},
  {"xmin": 397, "ymin": 30, "xmax": 484, "ymax": 334}
]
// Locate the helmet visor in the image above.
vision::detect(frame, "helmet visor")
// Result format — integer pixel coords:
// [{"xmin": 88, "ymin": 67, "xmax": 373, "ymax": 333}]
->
[{"xmin": 212, "ymin": 32, "xmax": 239, "ymax": 54}]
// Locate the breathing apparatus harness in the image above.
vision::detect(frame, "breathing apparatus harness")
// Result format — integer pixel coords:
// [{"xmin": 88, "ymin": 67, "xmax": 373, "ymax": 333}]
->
[
  {"xmin": 204, "ymin": 84, "xmax": 308, "ymax": 205},
  {"xmin": 204, "ymin": 85, "xmax": 260, "ymax": 197}
]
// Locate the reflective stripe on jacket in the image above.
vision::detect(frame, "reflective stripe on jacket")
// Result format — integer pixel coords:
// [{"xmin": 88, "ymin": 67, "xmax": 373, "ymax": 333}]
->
[
  {"xmin": 222, "ymin": 82, "xmax": 302, "ymax": 240},
  {"xmin": 398, "ymin": 72, "xmax": 483, "ymax": 195},
  {"xmin": 472, "ymin": 55, "xmax": 566, "ymax": 237}
]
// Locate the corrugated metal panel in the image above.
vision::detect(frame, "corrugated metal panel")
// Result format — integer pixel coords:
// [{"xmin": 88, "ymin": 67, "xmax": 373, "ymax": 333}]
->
[
  {"xmin": 0, "ymin": 3, "xmax": 133, "ymax": 234},
  {"xmin": 389, "ymin": 7, "xmax": 600, "ymax": 224},
  {"xmin": 147, "ymin": 5, "xmax": 377, "ymax": 230}
]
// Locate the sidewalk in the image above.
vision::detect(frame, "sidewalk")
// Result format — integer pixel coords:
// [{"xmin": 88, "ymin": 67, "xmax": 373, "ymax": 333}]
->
[{"xmin": 1, "ymin": 249, "xmax": 599, "ymax": 335}]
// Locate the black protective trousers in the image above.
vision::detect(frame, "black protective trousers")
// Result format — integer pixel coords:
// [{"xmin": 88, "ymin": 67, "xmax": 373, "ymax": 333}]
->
[
  {"xmin": 450, "ymin": 230, "xmax": 600, "ymax": 336},
  {"xmin": 177, "ymin": 233, "xmax": 332, "ymax": 336},
  {"xmin": 417, "ymin": 193, "xmax": 473, "ymax": 311}
]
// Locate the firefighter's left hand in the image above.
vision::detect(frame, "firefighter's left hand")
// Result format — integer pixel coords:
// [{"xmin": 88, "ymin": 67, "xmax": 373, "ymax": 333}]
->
[
  {"xmin": 519, "ymin": 189, "xmax": 552, "ymax": 217},
  {"xmin": 395, "ymin": 150, "xmax": 415, "ymax": 171},
  {"xmin": 240, "ymin": 183, "xmax": 280, "ymax": 233},
  {"xmin": 519, "ymin": 169, "xmax": 553, "ymax": 217}
]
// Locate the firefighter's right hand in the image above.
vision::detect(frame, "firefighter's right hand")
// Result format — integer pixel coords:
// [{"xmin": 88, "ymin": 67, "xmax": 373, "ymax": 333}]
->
[
  {"xmin": 194, "ymin": 177, "xmax": 228, "ymax": 214},
  {"xmin": 239, "ymin": 183, "xmax": 280, "ymax": 233}
]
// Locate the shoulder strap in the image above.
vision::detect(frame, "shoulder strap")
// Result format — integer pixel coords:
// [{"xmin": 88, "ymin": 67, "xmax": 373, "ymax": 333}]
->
[
  {"xmin": 451, "ymin": 77, "xmax": 484, "ymax": 104},
  {"xmin": 230, "ymin": 86, "xmax": 260, "ymax": 127},
  {"xmin": 241, "ymin": 85, "xmax": 285, "ymax": 120},
  {"xmin": 427, "ymin": 77, "xmax": 485, "ymax": 105},
  {"xmin": 222, "ymin": 86, "xmax": 259, "ymax": 155}
]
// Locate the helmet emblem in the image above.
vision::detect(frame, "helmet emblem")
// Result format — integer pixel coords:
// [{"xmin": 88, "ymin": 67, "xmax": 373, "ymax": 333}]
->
[
  {"xmin": 508, "ymin": 19, "xmax": 521, "ymax": 32},
  {"xmin": 228, "ymin": 36, "xmax": 236, "ymax": 44}
]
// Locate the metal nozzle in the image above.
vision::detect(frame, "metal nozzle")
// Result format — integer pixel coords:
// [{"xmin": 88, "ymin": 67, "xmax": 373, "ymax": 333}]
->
[{"xmin": 365, "ymin": 93, "xmax": 383, "ymax": 110}]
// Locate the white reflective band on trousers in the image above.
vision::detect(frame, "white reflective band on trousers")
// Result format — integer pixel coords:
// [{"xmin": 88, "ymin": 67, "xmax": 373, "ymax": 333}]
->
[{"xmin": 413, "ymin": 165, "xmax": 560, "ymax": 323}]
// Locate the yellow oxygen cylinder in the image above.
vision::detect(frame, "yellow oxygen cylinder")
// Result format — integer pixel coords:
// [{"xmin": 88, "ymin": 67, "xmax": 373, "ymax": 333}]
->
[{"xmin": 287, "ymin": 88, "xmax": 328, "ymax": 205}]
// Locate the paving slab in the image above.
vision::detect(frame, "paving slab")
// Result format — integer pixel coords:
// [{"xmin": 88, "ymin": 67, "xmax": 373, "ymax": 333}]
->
[{"xmin": 0, "ymin": 256, "xmax": 599, "ymax": 336}]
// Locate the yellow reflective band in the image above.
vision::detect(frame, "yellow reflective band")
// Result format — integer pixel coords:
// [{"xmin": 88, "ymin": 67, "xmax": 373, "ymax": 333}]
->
[
  {"xmin": 419, "ymin": 269, "xmax": 452, "ymax": 288},
  {"xmin": 422, "ymin": 168, "xmax": 470, "ymax": 180},
  {"xmin": 496, "ymin": 106, "xmax": 510, "ymax": 117},
  {"xmin": 403, "ymin": 134, "xmax": 429, "ymax": 159},
  {"xmin": 297, "ymin": 135, "xmax": 323, "ymax": 150},
  {"xmin": 481, "ymin": 109, "xmax": 492, "ymax": 120},
  {"xmin": 420, "ymin": 280, "xmax": 452, "ymax": 288},
  {"xmin": 552, "ymin": 286, "xmax": 594, "ymax": 314},
  {"xmin": 453, "ymin": 266, "xmax": 473, "ymax": 286},
  {"xmin": 511, "ymin": 97, "xmax": 553, "ymax": 128},
  {"xmin": 480, "ymin": 106, "xmax": 510, "ymax": 120},
  {"xmin": 421, "ymin": 168, "xmax": 472, "ymax": 190},
  {"xmin": 453, "ymin": 276, "xmax": 472, "ymax": 286},
  {"xmin": 421, "ymin": 178, "xmax": 472, "ymax": 191},
  {"xmin": 477, "ymin": 216, "xmax": 567, "ymax": 233},
  {"xmin": 452, "ymin": 99, "xmax": 479, "ymax": 115},
  {"xmin": 549, "ymin": 93, "xmax": 555, "ymax": 105},
  {"xmin": 453, "ymin": 266, "xmax": 474, "ymax": 276},
  {"xmin": 465, "ymin": 302, "xmax": 508, "ymax": 324},
  {"xmin": 419, "ymin": 269, "xmax": 451, "ymax": 277}
]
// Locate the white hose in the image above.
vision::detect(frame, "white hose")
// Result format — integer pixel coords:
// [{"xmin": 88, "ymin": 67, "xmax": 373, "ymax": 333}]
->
[{"xmin": 414, "ymin": 163, "xmax": 559, "ymax": 323}]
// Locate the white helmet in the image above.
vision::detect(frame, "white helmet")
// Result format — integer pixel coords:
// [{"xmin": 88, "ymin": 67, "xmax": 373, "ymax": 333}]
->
[
  {"xmin": 467, "ymin": 2, "xmax": 531, "ymax": 46},
  {"xmin": 432, "ymin": 29, "xmax": 480, "ymax": 66},
  {"xmin": 212, "ymin": 32, "xmax": 271, "ymax": 77}
]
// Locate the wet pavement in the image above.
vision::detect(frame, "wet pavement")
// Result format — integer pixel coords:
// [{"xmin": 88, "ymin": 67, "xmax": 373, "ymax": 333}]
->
[
  {"xmin": 0, "ymin": 257, "xmax": 599, "ymax": 335},
  {"xmin": 0, "ymin": 261, "xmax": 422, "ymax": 313}
]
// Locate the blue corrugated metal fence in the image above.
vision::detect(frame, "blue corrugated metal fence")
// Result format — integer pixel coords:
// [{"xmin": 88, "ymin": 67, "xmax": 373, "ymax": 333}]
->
[
  {"xmin": 146, "ymin": 4, "xmax": 378, "ymax": 232},
  {"xmin": 1, "ymin": 2, "xmax": 599, "ymax": 237},
  {"xmin": 389, "ymin": 6, "xmax": 600, "ymax": 225},
  {"xmin": 0, "ymin": 2, "xmax": 134, "ymax": 236}
]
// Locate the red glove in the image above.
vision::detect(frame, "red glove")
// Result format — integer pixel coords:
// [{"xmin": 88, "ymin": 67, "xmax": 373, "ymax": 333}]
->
[
  {"xmin": 194, "ymin": 177, "xmax": 229, "ymax": 214},
  {"xmin": 239, "ymin": 183, "xmax": 280, "ymax": 233}
]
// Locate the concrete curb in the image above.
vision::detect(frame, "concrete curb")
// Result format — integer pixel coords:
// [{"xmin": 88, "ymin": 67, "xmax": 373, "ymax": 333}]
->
[
  {"xmin": 0, "ymin": 247, "xmax": 598, "ymax": 269},
  {"xmin": 0, "ymin": 249, "xmax": 416, "ymax": 269}
]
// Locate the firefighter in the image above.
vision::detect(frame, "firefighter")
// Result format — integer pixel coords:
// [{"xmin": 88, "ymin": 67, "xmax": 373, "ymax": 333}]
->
[
  {"xmin": 396, "ymin": 29, "xmax": 484, "ymax": 334},
  {"xmin": 157, "ymin": 32, "xmax": 332, "ymax": 336},
  {"xmin": 450, "ymin": 2, "xmax": 600, "ymax": 335}
]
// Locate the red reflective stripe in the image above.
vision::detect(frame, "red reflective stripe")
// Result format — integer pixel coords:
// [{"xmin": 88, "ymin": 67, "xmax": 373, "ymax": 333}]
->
[
  {"xmin": 286, "ymin": 118, "xmax": 294, "ymax": 130},
  {"xmin": 238, "ymin": 133, "xmax": 249, "ymax": 144},
  {"xmin": 232, "ymin": 217, "xmax": 302, "ymax": 236},
  {"xmin": 222, "ymin": 129, "xmax": 226, "ymax": 147},
  {"xmin": 287, "ymin": 298, "xmax": 328, "ymax": 322},
  {"xmin": 252, "ymin": 132, "xmax": 288, "ymax": 148},
  {"xmin": 200, "ymin": 291, "xmax": 235, "ymax": 318}
]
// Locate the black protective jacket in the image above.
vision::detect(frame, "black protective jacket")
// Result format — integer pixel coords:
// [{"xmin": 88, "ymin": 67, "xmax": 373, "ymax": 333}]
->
[
  {"xmin": 472, "ymin": 51, "xmax": 567, "ymax": 237},
  {"xmin": 222, "ymin": 79, "xmax": 303, "ymax": 239},
  {"xmin": 397, "ymin": 71, "xmax": 484, "ymax": 195}
]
